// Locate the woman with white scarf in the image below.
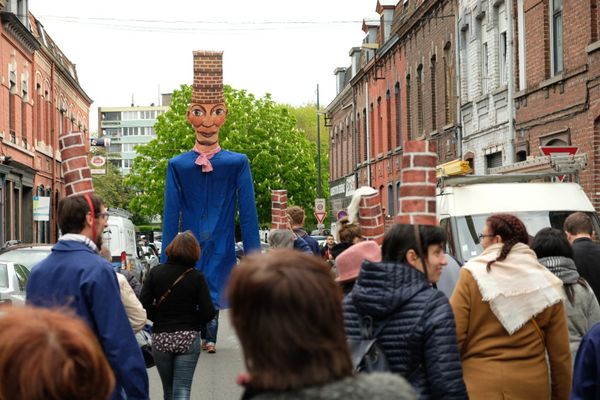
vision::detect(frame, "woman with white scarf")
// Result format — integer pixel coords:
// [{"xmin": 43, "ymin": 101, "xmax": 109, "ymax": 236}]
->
[
  {"xmin": 531, "ymin": 227, "xmax": 600, "ymax": 364},
  {"xmin": 450, "ymin": 213, "xmax": 571, "ymax": 400}
]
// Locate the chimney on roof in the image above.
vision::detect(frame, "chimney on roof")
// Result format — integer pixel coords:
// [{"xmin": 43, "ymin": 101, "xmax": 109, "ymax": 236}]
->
[
  {"xmin": 334, "ymin": 67, "xmax": 347, "ymax": 95},
  {"xmin": 349, "ymin": 47, "xmax": 361, "ymax": 78}
]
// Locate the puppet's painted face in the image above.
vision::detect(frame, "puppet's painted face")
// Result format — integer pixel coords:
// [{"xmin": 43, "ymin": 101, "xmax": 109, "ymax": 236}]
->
[{"xmin": 187, "ymin": 103, "xmax": 228, "ymax": 146}]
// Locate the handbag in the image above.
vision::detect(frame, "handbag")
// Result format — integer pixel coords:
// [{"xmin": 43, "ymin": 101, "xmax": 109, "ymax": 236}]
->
[{"xmin": 135, "ymin": 324, "xmax": 155, "ymax": 368}]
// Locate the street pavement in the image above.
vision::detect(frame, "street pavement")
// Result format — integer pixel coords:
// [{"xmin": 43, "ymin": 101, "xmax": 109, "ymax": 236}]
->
[{"xmin": 149, "ymin": 310, "xmax": 245, "ymax": 399}]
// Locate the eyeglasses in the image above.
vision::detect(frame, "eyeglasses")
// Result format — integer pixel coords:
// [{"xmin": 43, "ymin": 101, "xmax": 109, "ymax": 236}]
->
[
  {"xmin": 95, "ymin": 212, "xmax": 109, "ymax": 219},
  {"xmin": 477, "ymin": 233, "xmax": 494, "ymax": 240}
]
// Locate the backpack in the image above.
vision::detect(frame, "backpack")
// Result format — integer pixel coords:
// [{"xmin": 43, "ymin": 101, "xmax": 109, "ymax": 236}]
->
[{"xmin": 348, "ymin": 314, "xmax": 392, "ymax": 373}]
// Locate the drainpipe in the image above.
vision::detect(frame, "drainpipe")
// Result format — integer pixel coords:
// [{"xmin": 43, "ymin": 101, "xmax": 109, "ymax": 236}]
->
[
  {"xmin": 506, "ymin": 0, "xmax": 516, "ymax": 164},
  {"xmin": 50, "ymin": 60, "xmax": 56, "ymax": 242},
  {"xmin": 365, "ymin": 78, "xmax": 372, "ymax": 187},
  {"xmin": 454, "ymin": 2, "xmax": 463, "ymax": 158},
  {"xmin": 351, "ymin": 85, "xmax": 358, "ymax": 190}
]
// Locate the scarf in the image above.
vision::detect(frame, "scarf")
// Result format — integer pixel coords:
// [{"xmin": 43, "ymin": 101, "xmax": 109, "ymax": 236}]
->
[
  {"xmin": 464, "ymin": 242, "xmax": 563, "ymax": 335},
  {"xmin": 59, "ymin": 233, "xmax": 98, "ymax": 252},
  {"xmin": 193, "ymin": 143, "xmax": 221, "ymax": 172},
  {"xmin": 538, "ymin": 256, "xmax": 580, "ymax": 284}
]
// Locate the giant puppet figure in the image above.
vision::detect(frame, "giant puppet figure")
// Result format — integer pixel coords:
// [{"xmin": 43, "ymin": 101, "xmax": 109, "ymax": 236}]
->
[{"xmin": 161, "ymin": 51, "xmax": 260, "ymax": 348}]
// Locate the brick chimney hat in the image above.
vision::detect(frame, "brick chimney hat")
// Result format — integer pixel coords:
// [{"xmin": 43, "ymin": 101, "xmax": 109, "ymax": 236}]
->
[{"xmin": 192, "ymin": 50, "xmax": 224, "ymax": 104}]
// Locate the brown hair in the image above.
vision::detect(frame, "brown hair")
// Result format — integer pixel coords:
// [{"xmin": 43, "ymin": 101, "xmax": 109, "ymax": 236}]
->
[
  {"xmin": 286, "ymin": 206, "xmax": 305, "ymax": 226},
  {"xmin": 0, "ymin": 306, "xmax": 115, "ymax": 400},
  {"xmin": 228, "ymin": 249, "xmax": 353, "ymax": 391},
  {"xmin": 165, "ymin": 230, "xmax": 201, "ymax": 265},
  {"xmin": 485, "ymin": 213, "xmax": 529, "ymax": 271},
  {"xmin": 564, "ymin": 212, "xmax": 593, "ymax": 236},
  {"xmin": 57, "ymin": 193, "xmax": 103, "ymax": 234},
  {"xmin": 337, "ymin": 218, "xmax": 362, "ymax": 243}
]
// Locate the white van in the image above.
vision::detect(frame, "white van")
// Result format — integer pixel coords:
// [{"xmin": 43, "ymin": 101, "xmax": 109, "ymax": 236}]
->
[
  {"xmin": 437, "ymin": 178, "xmax": 600, "ymax": 264},
  {"xmin": 102, "ymin": 214, "xmax": 144, "ymax": 281}
]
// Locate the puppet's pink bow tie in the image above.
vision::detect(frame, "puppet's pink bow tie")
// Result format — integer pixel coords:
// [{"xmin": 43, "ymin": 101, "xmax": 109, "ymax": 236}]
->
[{"xmin": 193, "ymin": 144, "xmax": 221, "ymax": 172}]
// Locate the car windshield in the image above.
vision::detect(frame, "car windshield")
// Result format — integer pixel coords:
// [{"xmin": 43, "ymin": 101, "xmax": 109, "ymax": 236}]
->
[
  {"xmin": 0, "ymin": 249, "xmax": 51, "ymax": 270},
  {"xmin": 449, "ymin": 211, "xmax": 600, "ymax": 263}
]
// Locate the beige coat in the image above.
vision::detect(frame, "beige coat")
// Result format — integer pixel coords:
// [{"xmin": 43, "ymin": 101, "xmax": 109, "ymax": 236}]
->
[
  {"xmin": 451, "ymin": 268, "xmax": 572, "ymax": 400},
  {"xmin": 117, "ymin": 272, "xmax": 146, "ymax": 332}
]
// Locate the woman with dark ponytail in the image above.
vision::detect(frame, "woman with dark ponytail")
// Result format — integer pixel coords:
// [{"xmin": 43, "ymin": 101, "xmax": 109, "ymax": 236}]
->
[{"xmin": 450, "ymin": 213, "xmax": 572, "ymax": 399}]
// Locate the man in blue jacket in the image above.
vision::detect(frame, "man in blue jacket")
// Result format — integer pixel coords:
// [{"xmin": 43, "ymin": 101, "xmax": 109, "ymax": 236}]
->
[
  {"xmin": 572, "ymin": 322, "xmax": 600, "ymax": 399},
  {"xmin": 27, "ymin": 193, "xmax": 149, "ymax": 400},
  {"xmin": 161, "ymin": 51, "xmax": 260, "ymax": 353}
]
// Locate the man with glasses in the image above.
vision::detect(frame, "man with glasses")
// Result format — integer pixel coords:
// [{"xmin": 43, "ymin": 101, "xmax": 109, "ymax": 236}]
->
[{"xmin": 26, "ymin": 194, "xmax": 149, "ymax": 400}]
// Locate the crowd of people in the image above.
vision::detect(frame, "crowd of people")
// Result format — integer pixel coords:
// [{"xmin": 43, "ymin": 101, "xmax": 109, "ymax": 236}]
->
[{"xmin": 6, "ymin": 193, "xmax": 600, "ymax": 399}]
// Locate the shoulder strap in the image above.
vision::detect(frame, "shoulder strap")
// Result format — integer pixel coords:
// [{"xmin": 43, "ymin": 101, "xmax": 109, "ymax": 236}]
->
[{"xmin": 154, "ymin": 268, "xmax": 194, "ymax": 307}]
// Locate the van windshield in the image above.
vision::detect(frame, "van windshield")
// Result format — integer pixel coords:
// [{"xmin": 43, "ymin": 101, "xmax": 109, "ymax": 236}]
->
[{"xmin": 449, "ymin": 211, "xmax": 600, "ymax": 263}]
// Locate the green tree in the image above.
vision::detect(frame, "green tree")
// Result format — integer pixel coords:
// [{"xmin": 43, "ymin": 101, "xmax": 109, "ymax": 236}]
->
[
  {"xmin": 126, "ymin": 85, "xmax": 319, "ymax": 225},
  {"xmin": 286, "ymin": 103, "xmax": 330, "ymax": 228},
  {"xmin": 92, "ymin": 162, "xmax": 141, "ymax": 220}
]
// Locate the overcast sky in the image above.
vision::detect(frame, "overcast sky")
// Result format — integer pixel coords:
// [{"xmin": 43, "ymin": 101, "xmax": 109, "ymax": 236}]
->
[{"xmin": 29, "ymin": 0, "xmax": 379, "ymax": 132}]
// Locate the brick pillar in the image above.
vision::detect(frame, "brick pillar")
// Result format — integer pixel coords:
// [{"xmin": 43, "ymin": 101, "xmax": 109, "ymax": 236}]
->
[
  {"xmin": 60, "ymin": 131, "xmax": 94, "ymax": 197},
  {"xmin": 192, "ymin": 51, "xmax": 224, "ymax": 104},
  {"xmin": 271, "ymin": 189, "xmax": 288, "ymax": 229},
  {"xmin": 358, "ymin": 192, "xmax": 385, "ymax": 244},
  {"xmin": 397, "ymin": 140, "xmax": 437, "ymax": 226}
]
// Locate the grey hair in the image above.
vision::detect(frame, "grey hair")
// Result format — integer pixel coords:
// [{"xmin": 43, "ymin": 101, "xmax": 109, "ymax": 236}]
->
[{"xmin": 268, "ymin": 229, "xmax": 295, "ymax": 249}]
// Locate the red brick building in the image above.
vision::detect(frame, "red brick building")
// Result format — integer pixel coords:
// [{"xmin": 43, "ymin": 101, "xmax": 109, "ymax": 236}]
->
[
  {"xmin": 514, "ymin": 0, "xmax": 600, "ymax": 209},
  {"xmin": 0, "ymin": 1, "xmax": 91, "ymax": 243},
  {"xmin": 327, "ymin": 0, "xmax": 458, "ymax": 221}
]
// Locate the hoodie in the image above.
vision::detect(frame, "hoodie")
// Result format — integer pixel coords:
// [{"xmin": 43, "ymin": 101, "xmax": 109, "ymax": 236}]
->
[{"xmin": 343, "ymin": 261, "xmax": 467, "ymax": 400}]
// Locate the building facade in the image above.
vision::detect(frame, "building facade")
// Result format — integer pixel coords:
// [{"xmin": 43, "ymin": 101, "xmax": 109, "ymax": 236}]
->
[
  {"xmin": 327, "ymin": 0, "xmax": 458, "ymax": 221},
  {"xmin": 458, "ymin": 0, "xmax": 514, "ymax": 173},
  {"xmin": 0, "ymin": 0, "xmax": 91, "ymax": 244},
  {"xmin": 514, "ymin": 0, "xmax": 600, "ymax": 209},
  {"xmin": 98, "ymin": 102, "xmax": 168, "ymax": 174}
]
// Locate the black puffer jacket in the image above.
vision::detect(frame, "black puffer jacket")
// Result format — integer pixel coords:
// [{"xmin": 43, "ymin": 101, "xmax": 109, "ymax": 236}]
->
[{"xmin": 343, "ymin": 261, "xmax": 467, "ymax": 399}]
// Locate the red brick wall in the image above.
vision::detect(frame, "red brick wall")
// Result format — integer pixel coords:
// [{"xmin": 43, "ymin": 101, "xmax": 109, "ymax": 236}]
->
[
  {"xmin": 358, "ymin": 191, "xmax": 385, "ymax": 244},
  {"xmin": 397, "ymin": 140, "xmax": 437, "ymax": 226},
  {"xmin": 271, "ymin": 189, "xmax": 288, "ymax": 229},
  {"xmin": 60, "ymin": 132, "xmax": 93, "ymax": 196},
  {"xmin": 516, "ymin": 0, "xmax": 600, "ymax": 209}
]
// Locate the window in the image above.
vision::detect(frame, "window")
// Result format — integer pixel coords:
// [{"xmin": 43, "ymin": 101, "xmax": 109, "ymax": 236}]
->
[
  {"xmin": 8, "ymin": 76, "xmax": 16, "ymax": 141},
  {"xmin": 386, "ymin": 90, "xmax": 392, "ymax": 150},
  {"xmin": 369, "ymin": 103, "xmax": 375, "ymax": 158},
  {"xmin": 406, "ymin": 75, "xmax": 412, "ymax": 137},
  {"xmin": 387, "ymin": 184, "xmax": 394, "ymax": 216},
  {"xmin": 394, "ymin": 83, "xmax": 401, "ymax": 148},
  {"xmin": 498, "ymin": 4, "xmax": 508, "ymax": 86},
  {"xmin": 377, "ymin": 97, "xmax": 383, "ymax": 154},
  {"xmin": 551, "ymin": 0, "xmax": 563, "ymax": 75},
  {"xmin": 485, "ymin": 152, "xmax": 503, "ymax": 173},
  {"xmin": 431, "ymin": 56, "xmax": 437, "ymax": 131},
  {"xmin": 499, "ymin": 32, "xmax": 507, "ymax": 85},
  {"xmin": 122, "ymin": 143, "xmax": 135, "ymax": 153},
  {"xmin": 461, "ymin": 30, "xmax": 470, "ymax": 101},
  {"xmin": 395, "ymin": 181, "xmax": 401, "ymax": 213},
  {"xmin": 443, "ymin": 42, "xmax": 453, "ymax": 124},
  {"xmin": 481, "ymin": 43, "xmax": 489, "ymax": 93},
  {"xmin": 363, "ymin": 108, "xmax": 368, "ymax": 162},
  {"xmin": 122, "ymin": 159, "xmax": 132, "ymax": 169},
  {"xmin": 417, "ymin": 65, "xmax": 424, "ymax": 136}
]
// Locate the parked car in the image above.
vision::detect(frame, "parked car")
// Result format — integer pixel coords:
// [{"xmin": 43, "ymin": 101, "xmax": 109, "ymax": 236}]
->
[
  {"xmin": 138, "ymin": 244, "xmax": 159, "ymax": 274},
  {"xmin": 235, "ymin": 241, "xmax": 270, "ymax": 261},
  {"xmin": 0, "ymin": 261, "xmax": 30, "ymax": 305},
  {"xmin": 0, "ymin": 244, "xmax": 53, "ymax": 270}
]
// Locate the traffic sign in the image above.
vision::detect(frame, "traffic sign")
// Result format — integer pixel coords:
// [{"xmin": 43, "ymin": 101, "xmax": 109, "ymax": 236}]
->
[
  {"xmin": 314, "ymin": 198, "xmax": 326, "ymax": 212},
  {"xmin": 540, "ymin": 145, "xmax": 578, "ymax": 182},
  {"xmin": 314, "ymin": 211, "xmax": 327, "ymax": 224},
  {"xmin": 317, "ymin": 223, "xmax": 325, "ymax": 229},
  {"xmin": 337, "ymin": 210, "xmax": 348, "ymax": 220}
]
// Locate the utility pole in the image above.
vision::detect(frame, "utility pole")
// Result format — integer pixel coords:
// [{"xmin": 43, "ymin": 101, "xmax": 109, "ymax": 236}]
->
[{"xmin": 316, "ymin": 84, "xmax": 322, "ymax": 198}]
